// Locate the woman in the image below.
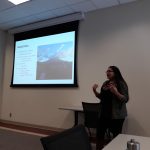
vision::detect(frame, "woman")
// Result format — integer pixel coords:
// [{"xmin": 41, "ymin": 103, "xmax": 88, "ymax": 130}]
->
[{"xmin": 93, "ymin": 66, "xmax": 129, "ymax": 150}]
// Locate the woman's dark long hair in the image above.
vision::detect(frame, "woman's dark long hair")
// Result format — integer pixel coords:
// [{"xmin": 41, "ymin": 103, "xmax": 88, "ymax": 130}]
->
[{"xmin": 109, "ymin": 66, "xmax": 128, "ymax": 90}]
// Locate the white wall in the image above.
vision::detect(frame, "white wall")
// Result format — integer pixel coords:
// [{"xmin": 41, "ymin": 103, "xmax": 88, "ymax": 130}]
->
[
  {"xmin": 0, "ymin": 30, "xmax": 6, "ymax": 117},
  {"xmin": 1, "ymin": 0, "xmax": 150, "ymax": 136}
]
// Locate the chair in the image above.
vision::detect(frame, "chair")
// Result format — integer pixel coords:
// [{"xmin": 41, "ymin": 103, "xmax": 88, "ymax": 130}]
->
[
  {"xmin": 82, "ymin": 102, "xmax": 112, "ymax": 140},
  {"xmin": 82, "ymin": 102, "xmax": 101, "ymax": 137},
  {"xmin": 40, "ymin": 125, "xmax": 92, "ymax": 150}
]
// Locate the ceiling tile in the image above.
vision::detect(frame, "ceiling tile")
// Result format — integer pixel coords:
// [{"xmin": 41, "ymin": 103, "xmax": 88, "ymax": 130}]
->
[
  {"xmin": 91, "ymin": 0, "xmax": 119, "ymax": 9},
  {"xmin": 0, "ymin": 8, "xmax": 29, "ymax": 24},
  {"xmin": 34, "ymin": 10, "xmax": 57, "ymax": 20},
  {"xmin": 70, "ymin": 1, "xmax": 97, "ymax": 12},
  {"xmin": 0, "ymin": 0, "xmax": 14, "ymax": 11},
  {"xmin": 0, "ymin": 0, "xmax": 138, "ymax": 30},
  {"xmin": 20, "ymin": 16, "xmax": 41, "ymax": 24},
  {"xmin": 27, "ymin": 0, "xmax": 67, "ymax": 11},
  {"xmin": 51, "ymin": 6, "xmax": 74, "ymax": 16},
  {"xmin": 119, "ymin": 0, "xmax": 136, "ymax": 4},
  {"xmin": 0, "ymin": 20, "xmax": 27, "ymax": 30},
  {"xmin": 63, "ymin": 0, "xmax": 87, "ymax": 5},
  {"xmin": 0, "ymin": 0, "xmax": 67, "ymax": 24}
]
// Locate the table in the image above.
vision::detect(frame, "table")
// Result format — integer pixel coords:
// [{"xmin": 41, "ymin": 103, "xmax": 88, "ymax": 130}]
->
[
  {"xmin": 103, "ymin": 134, "xmax": 150, "ymax": 150},
  {"xmin": 59, "ymin": 106, "xmax": 83, "ymax": 126}
]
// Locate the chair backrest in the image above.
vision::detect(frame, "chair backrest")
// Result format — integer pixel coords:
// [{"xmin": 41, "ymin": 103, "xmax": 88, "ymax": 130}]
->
[
  {"xmin": 40, "ymin": 125, "xmax": 92, "ymax": 150},
  {"xmin": 82, "ymin": 102, "xmax": 101, "ymax": 128}
]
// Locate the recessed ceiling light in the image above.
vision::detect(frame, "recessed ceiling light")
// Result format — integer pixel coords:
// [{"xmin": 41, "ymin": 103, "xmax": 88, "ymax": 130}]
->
[{"xmin": 8, "ymin": 0, "xmax": 30, "ymax": 5}]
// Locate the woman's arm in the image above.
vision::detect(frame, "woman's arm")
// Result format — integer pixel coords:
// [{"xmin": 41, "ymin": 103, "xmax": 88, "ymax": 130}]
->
[
  {"xmin": 92, "ymin": 84, "xmax": 100, "ymax": 98},
  {"xmin": 92, "ymin": 81, "xmax": 109, "ymax": 99},
  {"xmin": 109, "ymin": 81, "xmax": 129, "ymax": 103}
]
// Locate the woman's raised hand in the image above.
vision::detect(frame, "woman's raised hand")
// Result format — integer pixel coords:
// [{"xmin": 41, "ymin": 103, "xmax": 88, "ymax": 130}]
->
[{"xmin": 92, "ymin": 84, "xmax": 98, "ymax": 91}]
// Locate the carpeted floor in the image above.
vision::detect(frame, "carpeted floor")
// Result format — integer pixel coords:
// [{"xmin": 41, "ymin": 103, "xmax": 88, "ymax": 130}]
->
[
  {"xmin": 0, "ymin": 128, "xmax": 44, "ymax": 150},
  {"xmin": 0, "ymin": 127, "xmax": 97, "ymax": 150}
]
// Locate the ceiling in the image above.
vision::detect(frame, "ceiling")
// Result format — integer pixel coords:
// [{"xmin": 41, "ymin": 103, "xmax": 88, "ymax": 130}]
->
[{"xmin": 0, "ymin": 0, "xmax": 137, "ymax": 31}]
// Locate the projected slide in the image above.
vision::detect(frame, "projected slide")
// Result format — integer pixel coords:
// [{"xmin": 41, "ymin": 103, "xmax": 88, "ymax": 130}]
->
[
  {"xmin": 13, "ymin": 31, "xmax": 75, "ymax": 85},
  {"xmin": 36, "ymin": 42, "xmax": 73, "ymax": 80}
]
